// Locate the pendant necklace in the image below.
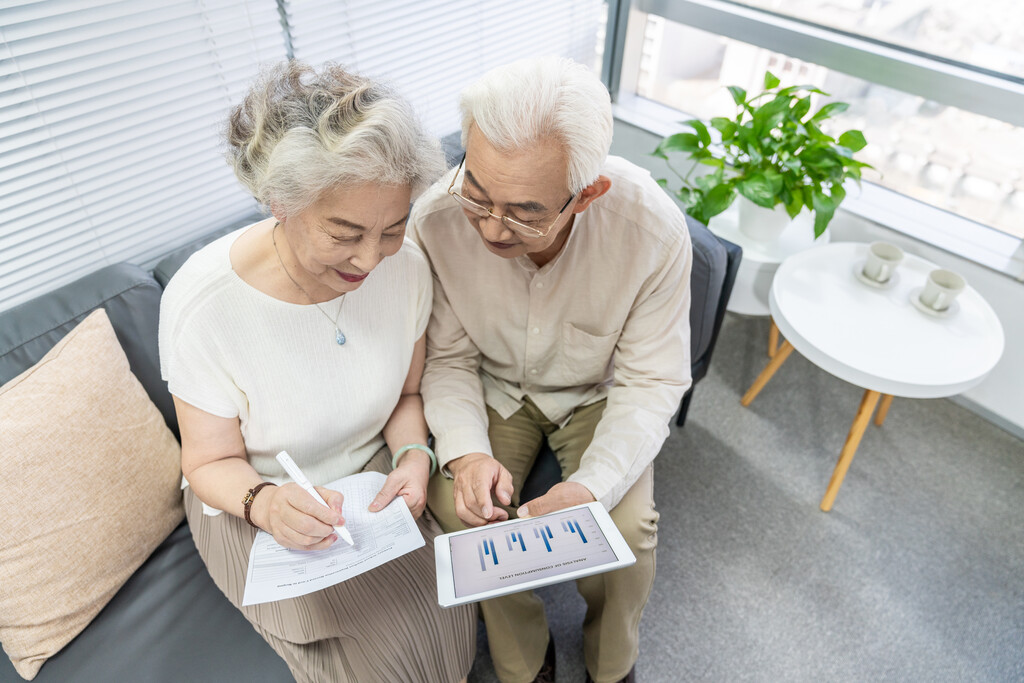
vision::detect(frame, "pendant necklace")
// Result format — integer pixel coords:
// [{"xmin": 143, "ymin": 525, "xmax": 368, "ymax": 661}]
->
[{"xmin": 272, "ymin": 222, "xmax": 347, "ymax": 345}]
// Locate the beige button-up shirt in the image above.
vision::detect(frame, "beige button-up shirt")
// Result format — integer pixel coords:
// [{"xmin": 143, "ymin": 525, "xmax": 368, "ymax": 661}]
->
[{"xmin": 408, "ymin": 155, "xmax": 692, "ymax": 509}]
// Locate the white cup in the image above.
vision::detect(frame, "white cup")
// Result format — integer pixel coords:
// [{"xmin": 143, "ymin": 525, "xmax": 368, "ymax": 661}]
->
[
  {"xmin": 919, "ymin": 269, "xmax": 966, "ymax": 311},
  {"xmin": 862, "ymin": 242, "xmax": 904, "ymax": 283}
]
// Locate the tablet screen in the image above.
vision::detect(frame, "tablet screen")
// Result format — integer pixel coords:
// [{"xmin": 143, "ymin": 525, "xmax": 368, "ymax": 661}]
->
[{"xmin": 448, "ymin": 507, "xmax": 619, "ymax": 598}]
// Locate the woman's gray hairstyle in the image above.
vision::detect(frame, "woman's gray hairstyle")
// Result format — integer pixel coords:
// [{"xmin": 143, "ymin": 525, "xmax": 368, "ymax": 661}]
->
[
  {"xmin": 459, "ymin": 57, "xmax": 613, "ymax": 195},
  {"xmin": 227, "ymin": 61, "xmax": 443, "ymax": 215}
]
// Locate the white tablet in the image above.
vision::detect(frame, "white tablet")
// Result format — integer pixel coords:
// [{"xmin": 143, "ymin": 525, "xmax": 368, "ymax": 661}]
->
[{"xmin": 434, "ymin": 502, "xmax": 636, "ymax": 607}]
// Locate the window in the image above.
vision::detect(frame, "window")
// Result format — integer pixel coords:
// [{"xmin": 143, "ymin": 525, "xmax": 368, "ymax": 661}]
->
[{"xmin": 612, "ymin": 0, "xmax": 1024, "ymax": 274}]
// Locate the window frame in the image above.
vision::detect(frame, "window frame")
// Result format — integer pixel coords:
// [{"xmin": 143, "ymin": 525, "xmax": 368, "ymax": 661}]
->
[{"xmin": 603, "ymin": 0, "xmax": 1024, "ymax": 280}]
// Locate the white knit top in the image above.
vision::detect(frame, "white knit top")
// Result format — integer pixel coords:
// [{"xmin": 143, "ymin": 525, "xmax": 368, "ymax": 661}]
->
[{"xmin": 159, "ymin": 226, "xmax": 431, "ymax": 511}]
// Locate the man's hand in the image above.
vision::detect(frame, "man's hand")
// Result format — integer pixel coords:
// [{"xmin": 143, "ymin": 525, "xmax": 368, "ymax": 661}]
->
[
  {"xmin": 517, "ymin": 482, "xmax": 595, "ymax": 518},
  {"xmin": 448, "ymin": 452, "xmax": 514, "ymax": 527}
]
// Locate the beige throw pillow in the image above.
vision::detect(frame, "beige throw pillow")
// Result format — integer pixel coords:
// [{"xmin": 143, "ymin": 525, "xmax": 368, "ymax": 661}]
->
[{"xmin": 0, "ymin": 309, "xmax": 184, "ymax": 680}]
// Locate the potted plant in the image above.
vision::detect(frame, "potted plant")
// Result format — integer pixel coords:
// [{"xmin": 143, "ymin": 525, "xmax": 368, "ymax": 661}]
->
[{"xmin": 653, "ymin": 71, "xmax": 873, "ymax": 241}]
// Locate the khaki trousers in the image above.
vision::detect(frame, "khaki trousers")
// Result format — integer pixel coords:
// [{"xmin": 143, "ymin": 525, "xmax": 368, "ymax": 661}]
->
[{"xmin": 428, "ymin": 399, "xmax": 659, "ymax": 683}]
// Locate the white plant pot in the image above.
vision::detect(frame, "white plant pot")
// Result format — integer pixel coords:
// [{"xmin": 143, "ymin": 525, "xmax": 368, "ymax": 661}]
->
[{"xmin": 737, "ymin": 197, "xmax": 813, "ymax": 244}]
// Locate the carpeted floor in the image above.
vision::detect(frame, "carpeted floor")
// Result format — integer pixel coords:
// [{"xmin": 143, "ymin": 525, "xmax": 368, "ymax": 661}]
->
[{"xmin": 468, "ymin": 313, "xmax": 1024, "ymax": 682}]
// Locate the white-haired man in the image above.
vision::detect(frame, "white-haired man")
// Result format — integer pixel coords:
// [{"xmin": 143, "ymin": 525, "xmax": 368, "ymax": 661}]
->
[{"xmin": 410, "ymin": 57, "xmax": 692, "ymax": 683}]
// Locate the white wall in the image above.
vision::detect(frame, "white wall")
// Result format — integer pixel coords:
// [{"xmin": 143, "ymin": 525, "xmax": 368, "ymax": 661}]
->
[{"xmin": 611, "ymin": 119, "xmax": 1024, "ymax": 437}]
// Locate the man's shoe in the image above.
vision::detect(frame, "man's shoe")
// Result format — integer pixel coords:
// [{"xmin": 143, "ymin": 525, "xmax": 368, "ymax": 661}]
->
[
  {"xmin": 532, "ymin": 632, "xmax": 556, "ymax": 683},
  {"xmin": 584, "ymin": 665, "xmax": 635, "ymax": 683}
]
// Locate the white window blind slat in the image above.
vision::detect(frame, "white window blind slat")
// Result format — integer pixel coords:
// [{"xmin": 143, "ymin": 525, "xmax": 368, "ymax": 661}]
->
[
  {"xmin": 0, "ymin": 111, "xmax": 224, "ymax": 190},
  {"xmin": 0, "ymin": 0, "xmax": 285, "ymax": 310},
  {"xmin": 3, "ymin": 144, "xmax": 234, "ymax": 216},
  {"xmin": 7, "ymin": 27, "xmax": 284, "ymax": 95},
  {"xmin": 0, "ymin": 0, "xmax": 604, "ymax": 311},
  {"xmin": 1, "ymin": 174, "xmax": 250, "ymax": 268},
  {"xmin": 284, "ymin": 0, "xmax": 603, "ymax": 136}
]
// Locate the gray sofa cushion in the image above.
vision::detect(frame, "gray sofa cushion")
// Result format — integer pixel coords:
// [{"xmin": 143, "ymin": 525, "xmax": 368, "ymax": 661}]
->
[
  {"xmin": 153, "ymin": 214, "xmax": 263, "ymax": 288},
  {"xmin": 0, "ymin": 524, "xmax": 291, "ymax": 683},
  {"xmin": 0, "ymin": 263, "xmax": 176, "ymax": 436}
]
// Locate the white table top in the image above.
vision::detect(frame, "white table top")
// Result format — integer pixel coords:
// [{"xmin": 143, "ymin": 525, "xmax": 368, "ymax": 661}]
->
[{"xmin": 769, "ymin": 242, "xmax": 1005, "ymax": 398}]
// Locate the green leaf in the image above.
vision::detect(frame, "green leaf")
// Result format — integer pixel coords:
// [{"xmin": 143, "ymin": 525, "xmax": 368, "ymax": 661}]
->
[
  {"xmin": 702, "ymin": 183, "xmax": 737, "ymax": 219},
  {"xmin": 763, "ymin": 71, "xmax": 781, "ymax": 90},
  {"xmin": 696, "ymin": 169, "xmax": 724, "ymax": 193},
  {"xmin": 792, "ymin": 96, "xmax": 811, "ymax": 121},
  {"xmin": 805, "ymin": 122, "xmax": 835, "ymax": 143},
  {"xmin": 698, "ymin": 157, "xmax": 725, "ymax": 169},
  {"xmin": 811, "ymin": 101, "xmax": 849, "ymax": 121},
  {"xmin": 784, "ymin": 191, "xmax": 804, "ymax": 219},
  {"xmin": 801, "ymin": 148, "xmax": 841, "ymax": 170},
  {"xmin": 746, "ymin": 144, "xmax": 764, "ymax": 165},
  {"xmin": 655, "ymin": 177, "xmax": 669, "ymax": 189},
  {"xmin": 710, "ymin": 117, "xmax": 733, "ymax": 133},
  {"xmin": 777, "ymin": 84, "xmax": 829, "ymax": 97},
  {"xmin": 683, "ymin": 119, "xmax": 712, "ymax": 146},
  {"xmin": 752, "ymin": 95, "xmax": 791, "ymax": 134},
  {"xmin": 762, "ymin": 167, "xmax": 785, "ymax": 194},
  {"xmin": 737, "ymin": 174, "xmax": 775, "ymax": 208},
  {"xmin": 830, "ymin": 183, "xmax": 847, "ymax": 206},
  {"xmin": 650, "ymin": 148, "xmax": 668, "ymax": 160},
  {"xmin": 838, "ymin": 130, "xmax": 867, "ymax": 152},
  {"xmin": 811, "ymin": 189, "xmax": 836, "ymax": 238},
  {"xmin": 727, "ymin": 85, "xmax": 747, "ymax": 106},
  {"xmin": 713, "ymin": 119, "xmax": 737, "ymax": 141},
  {"xmin": 659, "ymin": 132, "xmax": 702, "ymax": 154}
]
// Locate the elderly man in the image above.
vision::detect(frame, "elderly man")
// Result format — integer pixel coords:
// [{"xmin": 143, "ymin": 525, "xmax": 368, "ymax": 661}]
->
[{"xmin": 409, "ymin": 57, "xmax": 692, "ymax": 683}]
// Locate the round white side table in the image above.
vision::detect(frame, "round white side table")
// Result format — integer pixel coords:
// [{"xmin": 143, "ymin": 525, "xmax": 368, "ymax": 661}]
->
[
  {"xmin": 708, "ymin": 205, "xmax": 828, "ymax": 316},
  {"xmin": 740, "ymin": 242, "xmax": 1005, "ymax": 511}
]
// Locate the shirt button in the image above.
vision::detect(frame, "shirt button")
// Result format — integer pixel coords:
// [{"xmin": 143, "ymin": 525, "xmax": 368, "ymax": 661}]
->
[
  {"xmin": 532, "ymin": 327, "xmax": 540, "ymax": 334},
  {"xmin": 530, "ymin": 369, "xmax": 538, "ymax": 375},
  {"xmin": 536, "ymin": 281, "xmax": 544, "ymax": 288}
]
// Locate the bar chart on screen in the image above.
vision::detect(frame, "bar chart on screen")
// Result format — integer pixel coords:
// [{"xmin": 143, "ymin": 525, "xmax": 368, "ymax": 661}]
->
[{"xmin": 450, "ymin": 508, "xmax": 618, "ymax": 597}]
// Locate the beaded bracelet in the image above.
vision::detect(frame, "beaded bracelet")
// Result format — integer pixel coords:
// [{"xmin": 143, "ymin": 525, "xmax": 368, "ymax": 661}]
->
[{"xmin": 392, "ymin": 443, "xmax": 437, "ymax": 476}]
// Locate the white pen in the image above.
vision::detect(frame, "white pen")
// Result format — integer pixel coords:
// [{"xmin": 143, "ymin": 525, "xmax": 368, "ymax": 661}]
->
[{"xmin": 275, "ymin": 451, "xmax": 355, "ymax": 546}]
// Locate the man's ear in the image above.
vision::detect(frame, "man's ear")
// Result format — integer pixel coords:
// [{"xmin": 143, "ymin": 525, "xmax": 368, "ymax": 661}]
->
[{"xmin": 572, "ymin": 175, "xmax": 612, "ymax": 213}]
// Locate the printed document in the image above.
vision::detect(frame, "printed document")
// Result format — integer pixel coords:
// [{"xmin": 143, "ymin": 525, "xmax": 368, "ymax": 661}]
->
[{"xmin": 242, "ymin": 471, "xmax": 423, "ymax": 606}]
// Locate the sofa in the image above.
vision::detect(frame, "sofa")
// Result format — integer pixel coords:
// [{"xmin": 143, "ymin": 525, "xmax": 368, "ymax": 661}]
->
[
  {"xmin": 0, "ymin": 206, "xmax": 736, "ymax": 682},
  {"xmin": 0, "ymin": 215, "xmax": 292, "ymax": 683}
]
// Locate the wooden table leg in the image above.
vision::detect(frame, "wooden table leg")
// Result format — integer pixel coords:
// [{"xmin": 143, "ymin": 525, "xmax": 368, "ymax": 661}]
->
[
  {"xmin": 820, "ymin": 389, "xmax": 882, "ymax": 511},
  {"xmin": 874, "ymin": 394, "xmax": 894, "ymax": 426},
  {"xmin": 768, "ymin": 318, "xmax": 779, "ymax": 358},
  {"xmin": 741, "ymin": 340, "xmax": 794, "ymax": 407}
]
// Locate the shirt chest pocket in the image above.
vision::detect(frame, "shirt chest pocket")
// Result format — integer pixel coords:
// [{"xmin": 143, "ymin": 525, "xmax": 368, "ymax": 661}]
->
[{"xmin": 556, "ymin": 322, "xmax": 620, "ymax": 386}]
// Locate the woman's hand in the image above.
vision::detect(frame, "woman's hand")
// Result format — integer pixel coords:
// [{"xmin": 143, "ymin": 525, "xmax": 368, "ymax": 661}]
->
[
  {"xmin": 250, "ymin": 482, "xmax": 346, "ymax": 550},
  {"xmin": 368, "ymin": 449, "xmax": 431, "ymax": 518}
]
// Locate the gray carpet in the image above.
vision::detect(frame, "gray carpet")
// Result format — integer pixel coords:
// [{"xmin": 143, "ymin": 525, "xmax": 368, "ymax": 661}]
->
[{"xmin": 468, "ymin": 314, "xmax": 1024, "ymax": 682}]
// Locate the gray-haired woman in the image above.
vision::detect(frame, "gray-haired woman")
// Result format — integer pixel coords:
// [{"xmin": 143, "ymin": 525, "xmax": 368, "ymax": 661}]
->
[{"xmin": 158, "ymin": 62, "xmax": 475, "ymax": 683}]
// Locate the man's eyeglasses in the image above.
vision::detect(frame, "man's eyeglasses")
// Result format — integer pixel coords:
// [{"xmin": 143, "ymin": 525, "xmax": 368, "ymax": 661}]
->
[{"xmin": 447, "ymin": 155, "xmax": 575, "ymax": 238}]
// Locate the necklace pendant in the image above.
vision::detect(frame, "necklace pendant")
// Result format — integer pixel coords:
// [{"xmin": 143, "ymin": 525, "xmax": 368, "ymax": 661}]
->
[{"xmin": 336, "ymin": 328, "xmax": 346, "ymax": 345}]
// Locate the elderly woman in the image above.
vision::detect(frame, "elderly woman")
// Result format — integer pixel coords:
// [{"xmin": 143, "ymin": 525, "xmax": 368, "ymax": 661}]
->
[{"xmin": 158, "ymin": 62, "xmax": 476, "ymax": 682}]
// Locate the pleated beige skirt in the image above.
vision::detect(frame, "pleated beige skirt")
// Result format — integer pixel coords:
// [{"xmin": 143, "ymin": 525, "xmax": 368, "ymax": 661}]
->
[{"xmin": 184, "ymin": 447, "xmax": 477, "ymax": 683}]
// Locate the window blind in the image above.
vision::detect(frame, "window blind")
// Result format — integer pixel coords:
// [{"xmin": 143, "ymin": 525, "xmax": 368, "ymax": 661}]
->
[
  {"xmin": 0, "ymin": 0, "xmax": 286, "ymax": 311},
  {"xmin": 0, "ymin": 0, "xmax": 605, "ymax": 312},
  {"xmin": 281, "ymin": 0, "xmax": 605, "ymax": 137}
]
